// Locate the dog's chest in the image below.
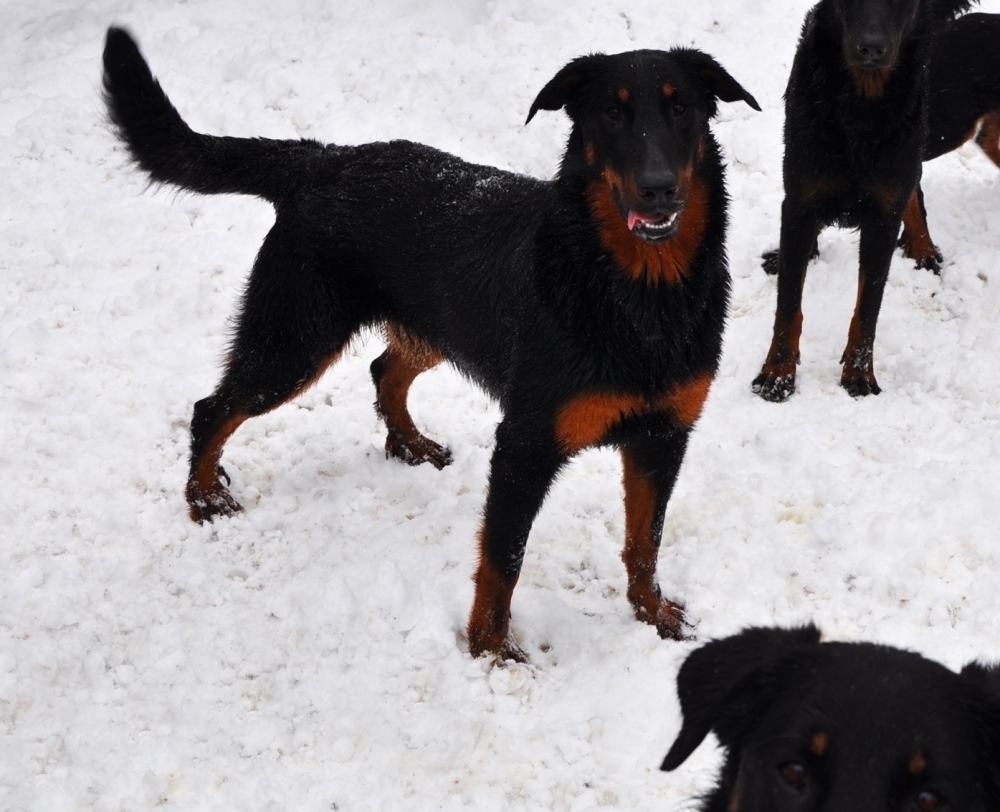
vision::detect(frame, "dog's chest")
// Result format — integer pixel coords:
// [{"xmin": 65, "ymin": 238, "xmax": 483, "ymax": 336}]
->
[{"xmin": 553, "ymin": 372, "xmax": 714, "ymax": 455}]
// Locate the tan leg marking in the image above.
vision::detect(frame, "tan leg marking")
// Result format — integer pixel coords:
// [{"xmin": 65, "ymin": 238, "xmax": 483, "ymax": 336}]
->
[{"xmin": 375, "ymin": 325, "xmax": 450, "ymax": 468}]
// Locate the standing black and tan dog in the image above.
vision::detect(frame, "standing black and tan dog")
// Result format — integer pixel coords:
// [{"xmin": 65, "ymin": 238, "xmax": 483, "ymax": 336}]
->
[
  {"xmin": 762, "ymin": 10, "xmax": 1000, "ymax": 276},
  {"xmin": 661, "ymin": 626, "xmax": 1000, "ymax": 812},
  {"xmin": 900, "ymin": 12, "xmax": 1000, "ymax": 267},
  {"xmin": 102, "ymin": 29, "xmax": 759, "ymax": 660},
  {"xmin": 753, "ymin": 0, "xmax": 976, "ymax": 402}
]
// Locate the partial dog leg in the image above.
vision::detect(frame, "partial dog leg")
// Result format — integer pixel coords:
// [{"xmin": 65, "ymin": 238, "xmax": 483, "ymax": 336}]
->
[
  {"xmin": 898, "ymin": 185, "xmax": 942, "ymax": 273},
  {"xmin": 752, "ymin": 203, "xmax": 822, "ymax": 401},
  {"xmin": 467, "ymin": 418, "xmax": 564, "ymax": 662},
  {"xmin": 841, "ymin": 214, "xmax": 901, "ymax": 397},
  {"xmin": 186, "ymin": 228, "xmax": 363, "ymax": 523},
  {"xmin": 975, "ymin": 112, "xmax": 1000, "ymax": 167},
  {"xmin": 761, "ymin": 237, "xmax": 818, "ymax": 276},
  {"xmin": 370, "ymin": 324, "xmax": 451, "ymax": 469},
  {"xmin": 620, "ymin": 435, "xmax": 690, "ymax": 640},
  {"xmin": 187, "ymin": 396, "xmax": 248, "ymax": 522},
  {"xmin": 187, "ymin": 351, "xmax": 349, "ymax": 522}
]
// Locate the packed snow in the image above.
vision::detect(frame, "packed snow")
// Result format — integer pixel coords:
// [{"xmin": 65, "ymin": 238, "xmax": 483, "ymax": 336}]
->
[{"xmin": 4, "ymin": 0, "xmax": 1000, "ymax": 809}]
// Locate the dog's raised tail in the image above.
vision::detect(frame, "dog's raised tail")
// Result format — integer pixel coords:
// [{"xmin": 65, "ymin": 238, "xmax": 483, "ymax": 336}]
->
[{"xmin": 102, "ymin": 27, "xmax": 324, "ymax": 204}]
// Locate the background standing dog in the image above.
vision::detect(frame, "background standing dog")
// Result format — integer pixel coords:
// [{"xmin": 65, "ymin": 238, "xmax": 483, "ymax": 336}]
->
[
  {"xmin": 762, "ymin": 10, "xmax": 1000, "ymax": 274},
  {"xmin": 901, "ymin": 12, "xmax": 1000, "ymax": 265},
  {"xmin": 752, "ymin": 0, "xmax": 977, "ymax": 402},
  {"xmin": 103, "ymin": 29, "xmax": 759, "ymax": 661},
  {"xmin": 661, "ymin": 626, "xmax": 1000, "ymax": 812}
]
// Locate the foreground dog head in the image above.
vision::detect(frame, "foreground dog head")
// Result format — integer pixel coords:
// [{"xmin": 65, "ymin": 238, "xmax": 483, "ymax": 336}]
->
[
  {"xmin": 526, "ymin": 49, "xmax": 758, "ymax": 244},
  {"xmin": 662, "ymin": 626, "xmax": 1000, "ymax": 812}
]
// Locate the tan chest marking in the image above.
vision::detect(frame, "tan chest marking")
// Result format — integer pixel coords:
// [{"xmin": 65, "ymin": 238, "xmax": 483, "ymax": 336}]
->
[{"xmin": 555, "ymin": 373, "xmax": 713, "ymax": 454}]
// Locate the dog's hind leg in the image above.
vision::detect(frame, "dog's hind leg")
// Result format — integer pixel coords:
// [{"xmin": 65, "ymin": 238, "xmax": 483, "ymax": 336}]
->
[
  {"xmin": 467, "ymin": 417, "xmax": 565, "ymax": 661},
  {"xmin": 187, "ymin": 344, "xmax": 346, "ymax": 523},
  {"xmin": 370, "ymin": 324, "xmax": 451, "ymax": 469},
  {"xmin": 898, "ymin": 186, "xmax": 942, "ymax": 273},
  {"xmin": 975, "ymin": 112, "xmax": 1000, "ymax": 168},
  {"xmin": 752, "ymin": 204, "xmax": 822, "ymax": 402},
  {"xmin": 841, "ymin": 214, "xmax": 901, "ymax": 397},
  {"xmin": 186, "ymin": 229, "xmax": 365, "ymax": 523},
  {"xmin": 620, "ymin": 437, "xmax": 690, "ymax": 640}
]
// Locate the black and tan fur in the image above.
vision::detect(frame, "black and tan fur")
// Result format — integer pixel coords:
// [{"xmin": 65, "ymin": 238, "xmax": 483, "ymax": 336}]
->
[
  {"xmin": 753, "ymin": 0, "xmax": 976, "ymax": 402},
  {"xmin": 103, "ymin": 29, "xmax": 758, "ymax": 660},
  {"xmin": 662, "ymin": 626, "xmax": 1000, "ymax": 812}
]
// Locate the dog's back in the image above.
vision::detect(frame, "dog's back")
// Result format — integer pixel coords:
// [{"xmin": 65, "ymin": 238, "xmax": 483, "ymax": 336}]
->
[{"xmin": 104, "ymin": 27, "xmax": 555, "ymax": 399}]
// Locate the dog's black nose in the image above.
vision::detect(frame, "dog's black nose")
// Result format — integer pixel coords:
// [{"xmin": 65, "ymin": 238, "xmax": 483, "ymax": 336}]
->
[
  {"xmin": 857, "ymin": 36, "xmax": 887, "ymax": 61},
  {"xmin": 638, "ymin": 170, "xmax": 678, "ymax": 206}
]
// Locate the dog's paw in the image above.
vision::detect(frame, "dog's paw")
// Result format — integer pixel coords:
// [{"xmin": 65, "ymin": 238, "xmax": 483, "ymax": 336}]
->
[
  {"xmin": 840, "ymin": 345, "xmax": 880, "ymax": 398},
  {"xmin": 186, "ymin": 476, "xmax": 243, "ymax": 524},
  {"xmin": 751, "ymin": 368, "xmax": 796, "ymax": 402},
  {"xmin": 468, "ymin": 630, "xmax": 528, "ymax": 664},
  {"xmin": 899, "ymin": 233, "xmax": 943, "ymax": 275},
  {"xmin": 385, "ymin": 431, "xmax": 453, "ymax": 470},
  {"xmin": 914, "ymin": 252, "xmax": 943, "ymax": 275},
  {"xmin": 761, "ymin": 249, "xmax": 779, "ymax": 275},
  {"xmin": 762, "ymin": 243, "xmax": 818, "ymax": 276},
  {"xmin": 840, "ymin": 369, "xmax": 881, "ymax": 398},
  {"xmin": 636, "ymin": 598, "xmax": 691, "ymax": 641}
]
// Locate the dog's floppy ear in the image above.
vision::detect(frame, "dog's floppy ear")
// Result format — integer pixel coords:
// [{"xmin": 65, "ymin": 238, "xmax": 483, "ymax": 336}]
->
[
  {"xmin": 526, "ymin": 54, "xmax": 609, "ymax": 125},
  {"xmin": 660, "ymin": 624, "xmax": 820, "ymax": 771},
  {"xmin": 669, "ymin": 49, "xmax": 761, "ymax": 114}
]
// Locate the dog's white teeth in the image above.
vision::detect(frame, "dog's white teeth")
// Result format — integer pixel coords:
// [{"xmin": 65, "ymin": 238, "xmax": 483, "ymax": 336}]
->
[{"xmin": 643, "ymin": 215, "xmax": 677, "ymax": 232}]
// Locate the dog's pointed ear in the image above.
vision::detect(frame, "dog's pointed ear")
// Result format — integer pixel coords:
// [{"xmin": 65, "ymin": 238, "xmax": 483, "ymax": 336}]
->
[
  {"xmin": 671, "ymin": 49, "xmax": 761, "ymax": 114},
  {"xmin": 660, "ymin": 625, "xmax": 820, "ymax": 772},
  {"xmin": 526, "ymin": 54, "xmax": 608, "ymax": 125}
]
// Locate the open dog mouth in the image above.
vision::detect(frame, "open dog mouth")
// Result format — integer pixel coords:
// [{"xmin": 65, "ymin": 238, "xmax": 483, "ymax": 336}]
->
[{"xmin": 617, "ymin": 194, "xmax": 682, "ymax": 242}]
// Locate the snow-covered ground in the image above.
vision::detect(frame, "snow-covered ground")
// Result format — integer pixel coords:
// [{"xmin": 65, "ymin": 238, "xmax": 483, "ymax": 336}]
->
[{"xmin": 4, "ymin": 0, "xmax": 1000, "ymax": 808}]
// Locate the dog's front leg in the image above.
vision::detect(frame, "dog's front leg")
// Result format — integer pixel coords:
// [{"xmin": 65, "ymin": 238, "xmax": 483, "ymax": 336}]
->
[
  {"xmin": 752, "ymin": 202, "xmax": 823, "ymax": 402},
  {"xmin": 620, "ymin": 434, "xmax": 690, "ymax": 640},
  {"xmin": 841, "ymin": 212, "xmax": 901, "ymax": 397},
  {"xmin": 467, "ymin": 419, "xmax": 564, "ymax": 662}
]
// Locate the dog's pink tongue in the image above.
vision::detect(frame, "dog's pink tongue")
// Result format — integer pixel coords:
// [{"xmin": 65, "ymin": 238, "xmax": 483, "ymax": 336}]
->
[{"xmin": 627, "ymin": 210, "xmax": 657, "ymax": 231}]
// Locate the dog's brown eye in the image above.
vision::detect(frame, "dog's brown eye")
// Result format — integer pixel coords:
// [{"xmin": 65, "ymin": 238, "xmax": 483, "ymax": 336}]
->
[
  {"xmin": 915, "ymin": 790, "xmax": 942, "ymax": 812},
  {"xmin": 780, "ymin": 762, "xmax": 807, "ymax": 786},
  {"xmin": 606, "ymin": 107, "xmax": 622, "ymax": 122},
  {"xmin": 672, "ymin": 103, "xmax": 687, "ymax": 115}
]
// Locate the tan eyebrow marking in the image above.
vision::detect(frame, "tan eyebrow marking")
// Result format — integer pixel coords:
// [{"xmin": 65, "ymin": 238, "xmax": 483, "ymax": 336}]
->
[{"xmin": 811, "ymin": 732, "xmax": 828, "ymax": 756}]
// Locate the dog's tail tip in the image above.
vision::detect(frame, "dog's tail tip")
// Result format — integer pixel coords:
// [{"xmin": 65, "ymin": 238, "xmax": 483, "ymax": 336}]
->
[
  {"xmin": 103, "ymin": 26, "xmax": 142, "ymax": 69},
  {"xmin": 104, "ymin": 26, "xmax": 134, "ymax": 48},
  {"xmin": 102, "ymin": 25, "xmax": 157, "ymax": 103}
]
